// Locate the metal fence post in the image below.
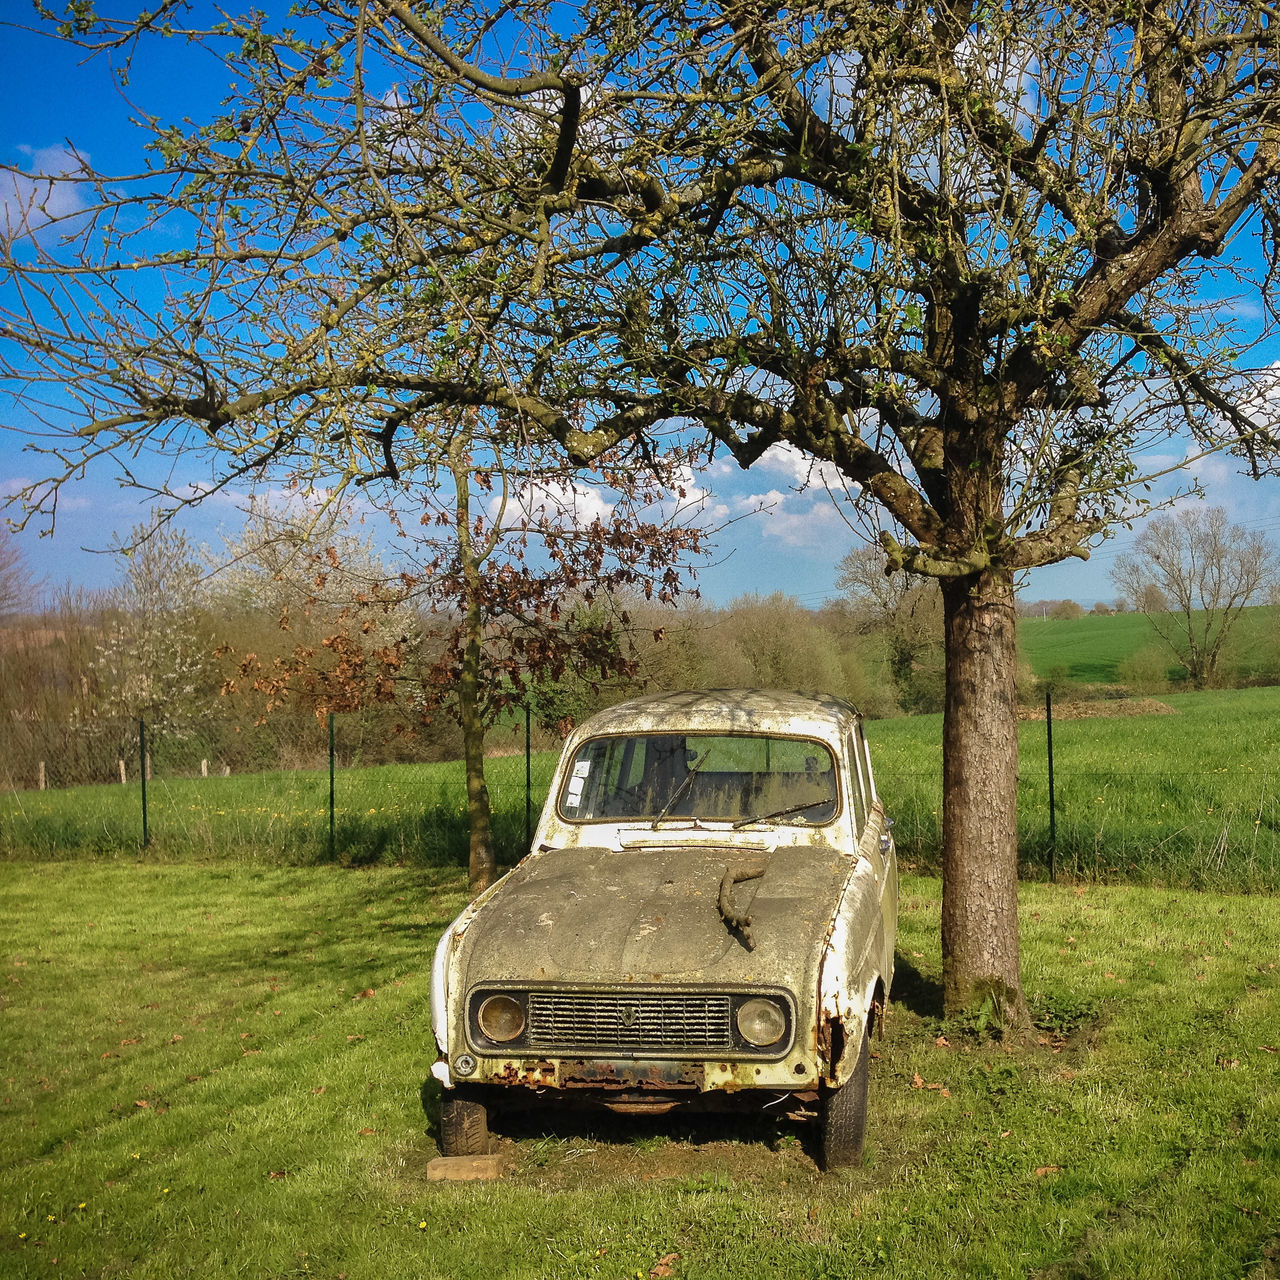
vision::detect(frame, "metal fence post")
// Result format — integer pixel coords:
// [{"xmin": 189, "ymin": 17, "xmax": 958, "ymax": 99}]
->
[
  {"xmin": 138, "ymin": 718, "xmax": 150, "ymax": 848},
  {"xmin": 1046, "ymin": 687, "xmax": 1056, "ymax": 882},
  {"xmin": 328, "ymin": 712, "xmax": 336, "ymax": 861},
  {"xmin": 525, "ymin": 702, "xmax": 533, "ymax": 853}
]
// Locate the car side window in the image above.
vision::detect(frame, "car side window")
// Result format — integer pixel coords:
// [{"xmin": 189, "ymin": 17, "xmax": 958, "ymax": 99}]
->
[
  {"xmin": 847, "ymin": 732, "xmax": 867, "ymax": 834},
  {"xmin": 855, "ymin": 724, "xmax": 876, "ymax": 810}
]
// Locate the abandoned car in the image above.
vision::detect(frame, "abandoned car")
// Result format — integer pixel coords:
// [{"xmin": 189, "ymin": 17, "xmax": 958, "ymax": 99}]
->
[{"xmin": 430, "ymin": 689, "xmax": 898, "ymax": 1169}]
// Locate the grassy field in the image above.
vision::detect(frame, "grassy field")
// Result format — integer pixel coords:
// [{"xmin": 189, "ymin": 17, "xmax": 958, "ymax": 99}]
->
[
  {"xmin": 1017, "ymin": 603, "xmax": 1278, "ymax": 685},
  {"xmin": 2, "ymin": 862, "xmax": 1277, "ymax": 1279},
  {"xmin": 7, "ymin": 687, "xmax": 1278, "ymax": 890},
  {"xmin": 866, "ymin": 685, "xmax": 1280, "ymax": 889},
  {"xmin": 0, "ymin": 751, "xmax": 560, "ymax": 869}
]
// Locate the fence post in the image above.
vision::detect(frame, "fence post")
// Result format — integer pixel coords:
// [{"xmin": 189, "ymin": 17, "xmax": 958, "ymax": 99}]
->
[
  {"xmin": 525, "ymin": 702, "xmax": 533, "ymax": 854},
  {"xmin": 1046, "ymin": 687, "xmax": 1056, "ymax": 882},
  {"xmin": 38, "ymin": 761, "xmax": 46, "ymax": 791},
  {"xmin": 328, "ymin": 712, "xmax": 336, "ymax": 861},
  {"xmin": 139, "ymin": 718, "xmax": 150, "ymax": 848}
]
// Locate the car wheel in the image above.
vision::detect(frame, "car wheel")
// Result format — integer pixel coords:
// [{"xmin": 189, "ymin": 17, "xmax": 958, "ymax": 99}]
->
[
  {"xmin": 439, "ymin": 1089, "xmax": 490, "ymax": 1157},
  {"xmin": 818, "ymin": 1028, "xmax": 870, "ymax": 1170}
]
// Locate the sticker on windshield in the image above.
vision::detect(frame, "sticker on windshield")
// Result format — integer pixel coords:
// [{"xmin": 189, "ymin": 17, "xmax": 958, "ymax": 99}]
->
[
  {"xmin": 565, "ymin": 776, "xmax": 585, "ymax": 807},
  {"xmin": 572, "ymin": 760, "xmax": 592, "ymax": 778}
]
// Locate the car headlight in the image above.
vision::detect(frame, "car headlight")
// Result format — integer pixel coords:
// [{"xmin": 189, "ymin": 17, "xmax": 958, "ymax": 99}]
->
[
  {"xmin": 476, "ymin": 993, "xmax": 526, "ymax": 1043},
  {"xmin": 736, "ymin": 997, "xmax": 787, "ymax": 1047}
]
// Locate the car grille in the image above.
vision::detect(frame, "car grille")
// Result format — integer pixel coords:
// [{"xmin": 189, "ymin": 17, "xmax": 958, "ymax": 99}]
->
[{"xmin": 525, "ymin": 991, "xmax": 733, "ymax": 1052}]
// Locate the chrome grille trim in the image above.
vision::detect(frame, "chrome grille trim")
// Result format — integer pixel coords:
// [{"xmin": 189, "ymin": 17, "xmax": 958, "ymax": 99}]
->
[{"xmin": 526, "ymin": 991, "xmax": 733, "ymax": 1052}]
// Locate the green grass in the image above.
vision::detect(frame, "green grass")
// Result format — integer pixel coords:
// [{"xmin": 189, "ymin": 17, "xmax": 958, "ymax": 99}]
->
[
  {"xmin": 5, "ymin": 687, "xmax": 1280, "ymax": 891},
  {"xmin": 2, "ymin": 863, "xmax": 1278, "ymax": 1278},
  {"xmin": 0, "ymin": 752, "xmax": 560, "ymax": 868},
  {"xmin": 866, "ymin": 685, "xmax": 1280, "ymax": 889},
  {"xmin": 1018, "ymin": 603, "xmax": 1278, "ymax": 685},
  {"xmin": 1018, "ymin": 611, "xmax": 1158, "ymax": 684}
]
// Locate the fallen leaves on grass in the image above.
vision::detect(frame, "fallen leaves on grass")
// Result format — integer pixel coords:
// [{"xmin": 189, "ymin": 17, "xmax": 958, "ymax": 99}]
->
[
  {"xmin": 354, "ymin": 989, "xmax": 376, "ymax": 1000},
  {"xmin": 911, "ymin": 1073, "xmax": 951, "ymax": 1098},
  {"xmin": 650, "ymin": 1253, "xmax": 680, "ymax": 1277},
  {"xmin": 1034, "ymin": 1166, "xmax": 1060, "ymax": 1177}
]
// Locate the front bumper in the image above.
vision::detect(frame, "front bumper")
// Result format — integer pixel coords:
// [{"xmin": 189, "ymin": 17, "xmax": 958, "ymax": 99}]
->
[{"xmin": 440, "ymin": 1045, "xmax": 822, "ymax": 1094}]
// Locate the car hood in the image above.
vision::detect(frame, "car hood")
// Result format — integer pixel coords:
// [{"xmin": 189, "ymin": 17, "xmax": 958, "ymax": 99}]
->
[{"xmin": 454, "ymin": 842, "xmax": 865, "ymax": 994}]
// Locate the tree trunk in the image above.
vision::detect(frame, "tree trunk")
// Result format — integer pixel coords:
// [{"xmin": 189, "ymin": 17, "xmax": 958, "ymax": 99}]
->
[
  {"xmin": 452, "ymin": 440, "xmax": 496, "ymax": 895},
  {"xmin": 940, "ymin": 569, "xmax": 1029, "ymax": 1028},
  {"xmin": 458, "ymin": 582, "xmax": 495, "ymax": 893}
]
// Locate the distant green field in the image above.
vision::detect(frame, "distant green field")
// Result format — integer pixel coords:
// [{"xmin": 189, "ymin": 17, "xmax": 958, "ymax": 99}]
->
[
  {"xmin": 1017, "ymin": 603, "xmax": 1278, "ymax": 685},
  {"xmin": 1017, "ymin": 610, "xmax": 1155, "ymax": 683}
]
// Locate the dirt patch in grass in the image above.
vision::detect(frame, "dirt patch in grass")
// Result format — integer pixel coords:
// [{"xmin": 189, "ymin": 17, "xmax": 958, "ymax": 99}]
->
[
  {"xmin": 404, "ymin": 1104, "xmax": 829, "ymax": 1191},
  {"xmin": 1017, "ymin": 697, "xmax": 1177, "ymax": 721},
  {"xmin": 505, "ymin": 1128, "xmax": 824, "ymax": 1191}
]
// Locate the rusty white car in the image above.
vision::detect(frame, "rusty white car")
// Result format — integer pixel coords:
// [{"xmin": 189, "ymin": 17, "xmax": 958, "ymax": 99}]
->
[{"xmin": 430, "ymin": 689, "xmax": 897, "ymax": 1169}]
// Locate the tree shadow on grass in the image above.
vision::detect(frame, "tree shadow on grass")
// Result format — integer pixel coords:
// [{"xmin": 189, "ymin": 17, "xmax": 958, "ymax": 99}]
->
[
  {"xmin": 890, "ymin": 951, "xmax": 944, "ymax": 1021},
  {"xmin": 418, "ymin": 1074, "xmax": 815, "ymax": 1165}
]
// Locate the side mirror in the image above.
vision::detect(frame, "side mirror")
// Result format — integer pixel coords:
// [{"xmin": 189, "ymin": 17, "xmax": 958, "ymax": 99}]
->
[{"xmin": 879, "ymin": 815, "xmax": 895, "ymax": 854}]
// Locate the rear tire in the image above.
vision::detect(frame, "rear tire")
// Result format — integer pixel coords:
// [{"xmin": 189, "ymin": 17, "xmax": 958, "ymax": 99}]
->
[
  {"xmin": 439, "ymin": 1090, "xmax": 490, "ymax": 1157},
  {"xmin": 818, "ymin": 1028, "xmax": 870, "ymax": 1170}
]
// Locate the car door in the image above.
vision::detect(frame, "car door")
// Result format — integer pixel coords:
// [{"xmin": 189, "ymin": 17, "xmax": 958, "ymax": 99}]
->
[{"xmin": 853, "ymin": 720, "xmax": 897, "ymax": 970}]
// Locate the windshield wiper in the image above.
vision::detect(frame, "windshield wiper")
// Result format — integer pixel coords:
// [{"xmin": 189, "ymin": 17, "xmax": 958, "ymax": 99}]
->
[
  {"xmin": 650, "ymin": 747, "xmax": 713, "ymax": 828},
  {"xmin": 732, "ymin": 796, "xmax": 835, "ymax": 830}
]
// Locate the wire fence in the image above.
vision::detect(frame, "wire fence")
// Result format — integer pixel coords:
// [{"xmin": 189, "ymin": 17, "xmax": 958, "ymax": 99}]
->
[
  {"xmin": 2, "ymin": 699, "xmax": 1278, "ymax": 889},
  {"xmin": 0, "ymin": 713, "xmax": 550, "ymax": 868}
]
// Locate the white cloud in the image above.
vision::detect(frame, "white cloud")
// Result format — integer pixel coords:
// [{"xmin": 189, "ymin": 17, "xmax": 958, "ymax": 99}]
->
[
  {"xmin": 730, "ymin": 486, "xmax": 850, "ymax": 549},
  {"xmin": 0, "ymin": 146, "xmax": 90, "ymax": 243},
  {"xmin": 754, "ymin": 442, "xmax": 852, "ymax": 495},
  {"xmin": 0, "ymin": 472, "xmax": 93, "ymax": 512},
  {"xmin": 490, "ymin": 477, "xmax": 614, "ymax": 529},
  {"xmin": 759, "ymin": 498, "xmax": 849, "ymax": 549}
]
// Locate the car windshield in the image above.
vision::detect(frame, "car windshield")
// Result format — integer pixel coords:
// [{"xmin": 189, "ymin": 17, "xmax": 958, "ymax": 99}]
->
[{"xmin": 557, "ymin": 732, "xmax": 839, "ymax": 824}]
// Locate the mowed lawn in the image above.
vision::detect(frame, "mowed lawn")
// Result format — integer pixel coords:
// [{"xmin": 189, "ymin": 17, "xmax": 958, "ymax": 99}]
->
[{"xmin": 3, "ymin": 863, "xmax": 1279, "ymax": 1279}]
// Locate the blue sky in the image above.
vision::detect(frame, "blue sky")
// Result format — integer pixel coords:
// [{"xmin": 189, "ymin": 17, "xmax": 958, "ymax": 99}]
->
[{"xmin": 3, "ymin": 15, "xmax": 1280, "ymax": 610}]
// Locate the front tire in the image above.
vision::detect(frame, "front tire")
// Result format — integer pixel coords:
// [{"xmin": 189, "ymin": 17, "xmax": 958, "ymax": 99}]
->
[
  {"xmin": 818, "ymin": 1028, "xmax": 870, "ymax": 1170},
  {"xmin": 439, "ymin": 1090, "xmax": 490, "ymax": 1157}
]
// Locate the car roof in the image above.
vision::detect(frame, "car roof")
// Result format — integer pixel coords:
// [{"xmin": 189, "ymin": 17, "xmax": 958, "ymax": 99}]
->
[{"xmin": 567, "ymin": 689, "xmax": 862, "ymax": 743}]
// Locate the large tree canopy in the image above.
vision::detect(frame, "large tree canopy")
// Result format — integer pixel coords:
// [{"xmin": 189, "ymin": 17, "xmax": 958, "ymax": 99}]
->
[{"xmin": 5, "ymin": 0, "xmax": 1280, "ymax": 1016}]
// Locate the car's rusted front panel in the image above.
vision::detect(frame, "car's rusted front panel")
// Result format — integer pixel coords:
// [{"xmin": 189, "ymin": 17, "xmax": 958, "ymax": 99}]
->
[{"xmin": 440, "ymin": 841, "xmax": 883, "ymax": 1094}]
